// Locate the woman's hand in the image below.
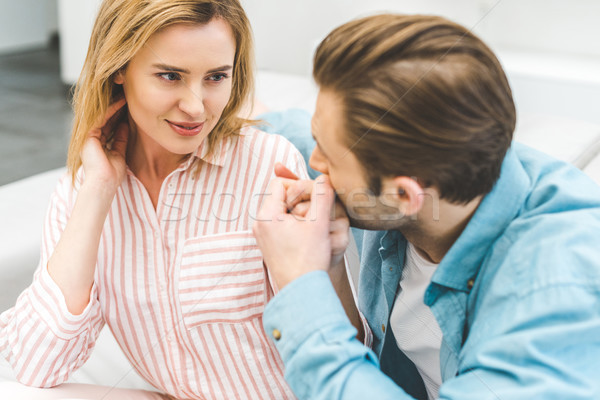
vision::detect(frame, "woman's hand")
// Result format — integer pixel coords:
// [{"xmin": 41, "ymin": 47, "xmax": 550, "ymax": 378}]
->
[
  {"xmin": 80, "ymin": 98, "xmax": 129, "ymax": 195},
  {"xmin": 47, "ymin": 99, "xmax": 129, "ymax": 314}
]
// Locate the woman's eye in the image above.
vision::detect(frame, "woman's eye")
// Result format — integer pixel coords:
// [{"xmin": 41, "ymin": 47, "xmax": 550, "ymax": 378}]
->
[
  {"xmin": 207, "ymin": 73, "xmax": 228, "ymax": 82},
  {"xmin": 158, "ymin": 72, "xmax": 181, "ymax": 81}
]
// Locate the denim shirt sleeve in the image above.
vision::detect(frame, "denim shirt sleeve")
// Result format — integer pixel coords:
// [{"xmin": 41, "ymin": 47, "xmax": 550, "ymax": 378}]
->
[
  {"xmin": 263, "ymin": 272, "xmax": 600, "ymax": 399},
  {"xmin": 263, "ymin": 271, "xmax": 414, "ymax": 400}
]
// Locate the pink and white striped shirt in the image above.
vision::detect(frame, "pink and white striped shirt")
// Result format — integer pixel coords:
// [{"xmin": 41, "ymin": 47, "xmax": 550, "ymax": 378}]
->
[{"xmin": 0, "ymin": 127, "xmax": 306, "ymax": 399}]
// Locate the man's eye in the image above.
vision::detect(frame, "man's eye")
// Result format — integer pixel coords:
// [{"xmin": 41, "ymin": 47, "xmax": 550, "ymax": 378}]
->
[
  {"xmin": 207, "ymin": 73, "xmax": 228, "ymax": 82},
  {"xmin": 158, "ymin": 72, "xmax": 181, "ymax": 81}
]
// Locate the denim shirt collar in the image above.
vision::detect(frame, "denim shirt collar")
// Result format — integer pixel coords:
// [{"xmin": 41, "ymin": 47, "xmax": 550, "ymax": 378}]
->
[
  {"xmin": 377, "ymin": 230, "xmax": 407, "ymax": 309},
  {"xmin": 428, "ymin": 146, "xmax": 531, "ymax": 295}
]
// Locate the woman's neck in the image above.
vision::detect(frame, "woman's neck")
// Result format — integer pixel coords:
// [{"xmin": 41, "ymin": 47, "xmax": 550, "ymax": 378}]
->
[
  {"xmin": 125, "ymin": 126, "xmax": 189, "ymax": 182},
  {"xmin": 125, "ymin": 125, "xmax": 191, "ymax": 209}
]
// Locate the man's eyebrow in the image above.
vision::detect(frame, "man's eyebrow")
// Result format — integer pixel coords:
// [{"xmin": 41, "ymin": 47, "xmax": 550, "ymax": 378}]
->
[{"xmin": 152, "ymin": 63, "xmax": 190, "ymax": 74}]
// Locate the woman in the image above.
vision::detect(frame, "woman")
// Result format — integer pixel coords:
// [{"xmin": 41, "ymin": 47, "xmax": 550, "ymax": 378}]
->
[{"xmin": 0, "ymin": 0, "xmax": 361, "ymax": 398}]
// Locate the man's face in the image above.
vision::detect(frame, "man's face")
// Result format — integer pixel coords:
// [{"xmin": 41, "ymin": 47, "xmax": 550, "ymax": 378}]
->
[{"xmin": 309, "ymin": 90, "xmax": 411, "ymax": 230}]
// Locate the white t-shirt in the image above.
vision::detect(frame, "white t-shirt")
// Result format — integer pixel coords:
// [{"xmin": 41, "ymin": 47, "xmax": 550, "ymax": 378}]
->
[{"xmin": 389, "ymin": 242, "xmax": 443, "ymax": 400}]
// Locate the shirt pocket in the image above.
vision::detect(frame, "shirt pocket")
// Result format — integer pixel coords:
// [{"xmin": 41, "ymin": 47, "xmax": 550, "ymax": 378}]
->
[{"xmin": 178, "ymin": 230, "xmax": 268, "ymax": 326}]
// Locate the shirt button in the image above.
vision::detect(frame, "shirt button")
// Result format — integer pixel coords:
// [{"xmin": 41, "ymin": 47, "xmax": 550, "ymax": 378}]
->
[
  {"xmin": 381, "ymin": 324, "xmax": 386, "ymax": 333},
  {"xmin": 272, "ymin": 329, "xmax": 282, "ymax": 341},
  {"xmin": 467, "ymin": 279, "xmax": 475, "ymax": 290}
]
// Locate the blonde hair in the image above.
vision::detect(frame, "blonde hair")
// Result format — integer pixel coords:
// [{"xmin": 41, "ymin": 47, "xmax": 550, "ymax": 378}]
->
[{"xmin": 68, "ymin": 0, "xmax": 255, "ymax": 180}]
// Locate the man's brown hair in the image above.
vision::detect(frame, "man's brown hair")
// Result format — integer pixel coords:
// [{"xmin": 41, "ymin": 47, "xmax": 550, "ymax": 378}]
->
[{"xmin": 313, "ymin": 14, "xmax": 516, "ymax": 203}]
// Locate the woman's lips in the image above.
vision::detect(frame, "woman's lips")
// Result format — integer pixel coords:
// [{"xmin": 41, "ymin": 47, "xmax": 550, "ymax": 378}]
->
[{"xmin": 167, "ymin": 120, "xmax": 205, "ymax": 136}]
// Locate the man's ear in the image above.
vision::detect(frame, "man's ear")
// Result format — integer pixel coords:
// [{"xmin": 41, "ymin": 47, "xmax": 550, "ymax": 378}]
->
[
  {"xmin": 114, "ymin": 70, "xmax": 124, "ymax": 85},
  {"xmin": 381, "ymin": 176, "xmax": 424, "ymax": 217}
]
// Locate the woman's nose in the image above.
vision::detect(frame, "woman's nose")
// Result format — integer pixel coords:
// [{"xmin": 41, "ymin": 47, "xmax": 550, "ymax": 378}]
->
[{"xmin": 178, "ymin": 86, "xmax": 205, "ymax": 118}]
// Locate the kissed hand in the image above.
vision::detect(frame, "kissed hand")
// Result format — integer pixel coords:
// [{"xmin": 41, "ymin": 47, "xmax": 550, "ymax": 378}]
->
[
  {"xmin": 274, "ymin": 163, "xmax": 350, "ymax": 268},
  {"xmin": 253, "ymin": 165, "xmax": 350, "ymax": 289}
]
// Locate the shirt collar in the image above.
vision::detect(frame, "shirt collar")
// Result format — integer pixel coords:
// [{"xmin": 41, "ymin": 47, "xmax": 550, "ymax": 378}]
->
[
  {"xmin": 431, "ymin": 146, "xmax": 531, "ymax": 292},
  {"xmin": 180, "ymin": 135, "xmax": 235, "ymax": 171}
]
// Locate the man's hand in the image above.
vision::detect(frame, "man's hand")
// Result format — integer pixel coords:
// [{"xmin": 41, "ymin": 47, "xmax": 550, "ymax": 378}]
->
[
  {"xmin": 253, "ymin": 174, "xmax": 336, "ymax": 289},
  {"xmin": 261, "ymin": 165, "xmax": 363, "ymax": 341},
  {"xmin": 274, "ymin": 164, "xmax": 350, "ymax": 268}
]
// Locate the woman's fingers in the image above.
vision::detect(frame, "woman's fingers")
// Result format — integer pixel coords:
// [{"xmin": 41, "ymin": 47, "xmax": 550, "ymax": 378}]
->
[
  {"xmin": 110, "ymin": 123, "xmax": 130, "ymax": 157},
  {"xmin": 94, "ymin": 99, "xmax": 128, "ymax": 143},
  {"xmin": 285, "ymin": 180, "xmax": 312, "ymax": 210},
  {"xmin": 101, "ymin": 98, "xmax": 127, "ymax": 127},
  {"xmin": 274, "ymin": 162, "xmax": 299, "ymax": 180}
]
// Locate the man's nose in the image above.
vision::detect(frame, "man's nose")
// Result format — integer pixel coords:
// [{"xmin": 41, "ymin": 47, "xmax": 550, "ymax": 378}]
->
[{"xmin": 309, "ymin": 147, "xmax": 328, "ymax": 174}]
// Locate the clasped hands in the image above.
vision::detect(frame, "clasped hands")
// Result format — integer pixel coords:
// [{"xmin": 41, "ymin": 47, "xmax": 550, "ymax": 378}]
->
[{"xmin": 253, "ymin": 163, "xmax": 350, "ymax": 290}]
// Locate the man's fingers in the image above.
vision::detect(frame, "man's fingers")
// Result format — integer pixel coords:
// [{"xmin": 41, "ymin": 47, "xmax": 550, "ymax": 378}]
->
[
  {"xmin": 308, "ymin": 175, "xmax": 335, "ymax": 224},
  {"xmin": 289, "ymin": 201, "xmax": 310, "ymax": 217},
  {"xmin": 329, "ymin": 217, "xmax": 350, "ymax": 234},
  {"xmin": 259, "ymin": 178, "xmax": 288, "ymax": 220},
  {"xmin": 274, "ymin": 162, "xmax": 299, "ymax": 180},
  {"xmin": 330, "ymin": 230, "xmax": 350, "ymax": 256}
]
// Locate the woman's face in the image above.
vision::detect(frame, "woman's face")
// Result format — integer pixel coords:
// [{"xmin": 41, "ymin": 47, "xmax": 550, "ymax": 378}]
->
[{"xmin": 115, "ymin": 19, "xmax": 236, "ymax": 156}]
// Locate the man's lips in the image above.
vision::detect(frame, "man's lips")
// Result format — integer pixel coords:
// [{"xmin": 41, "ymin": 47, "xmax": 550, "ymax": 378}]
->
[{"xmin": 167, "ymin": 120, "xmax": 205, "ymax": 136}]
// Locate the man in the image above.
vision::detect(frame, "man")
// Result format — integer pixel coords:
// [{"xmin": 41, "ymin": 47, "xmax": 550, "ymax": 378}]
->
[{"xmin": 252, "ymin": 14, "xmax": 600, "ymax": 400}]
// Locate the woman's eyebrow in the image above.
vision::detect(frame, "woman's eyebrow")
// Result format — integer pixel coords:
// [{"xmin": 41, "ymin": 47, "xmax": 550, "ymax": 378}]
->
[
  {"xmin": 152, "ymin": 63, "xmax": 190, "ymax": 74},
  {"xmin": 151, "ymin": 64, "xmax": 232, "ymax": 74},
  {"xmin": 206, "ymin": 65, "xmax": 233, "ymax": 73}
]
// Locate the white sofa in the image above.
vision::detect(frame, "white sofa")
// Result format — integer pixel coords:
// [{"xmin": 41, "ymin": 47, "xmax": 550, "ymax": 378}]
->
[{"xmin": 1, "ymin": 71, "xmax": 600, "ymax": 388}]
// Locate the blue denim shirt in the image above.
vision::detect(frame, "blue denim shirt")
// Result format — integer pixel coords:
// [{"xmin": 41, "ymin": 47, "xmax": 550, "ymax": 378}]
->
[{"xmin": 263, "ymin": 143, "xmax": 600, "ymax": 399}]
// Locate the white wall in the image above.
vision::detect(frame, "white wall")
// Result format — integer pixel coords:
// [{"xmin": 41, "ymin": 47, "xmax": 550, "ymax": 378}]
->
[
  {"xmin": 57, "ymin": 0, "xmax": 102, "ymax": 83},
  {"xmin": 0, "ymin": 0, "xmax": 51, "ymax": 54},
  {"xmin": 53, "ymin": 0, "xmax": 600, "ymax": 124},
  {"xmin": 47, "ymin": 0, "xmax": 59, "ymax": 35},
  {"xmin": 243, "ymin": 0, "xmax": 486, "ymax": 76},
  {"xmin": 243, "ymin": 0, "xmax": 600, "ymax": 74},
  {"xmin": 242, "ymin": 0, "xmax": 600, "ymax": 125}
]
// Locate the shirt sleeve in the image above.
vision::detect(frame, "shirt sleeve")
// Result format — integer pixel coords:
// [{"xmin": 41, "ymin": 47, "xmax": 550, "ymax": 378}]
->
[
  {"xmin": 256, "ymin": 108, "xmax": 320, "ymax": 179},
  {"xmin": 263, "ymin": 271, "xmax": 414, "ymax": 400},
  {"xmin": 0, "ymin": 174, "xmax": 105, "ymax": 387},
  {"xmin": 264, "ymin": 272, "xmax": 600, "ymax": 400},
  {"xmin": 282, "ymin": 135, "xmax": 310, "ymax": 180}
]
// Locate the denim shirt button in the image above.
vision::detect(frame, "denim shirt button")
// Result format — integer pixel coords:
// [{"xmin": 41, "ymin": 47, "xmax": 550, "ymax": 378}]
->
[
  {"xmin": 272, "ymin": 329, "xmax": 282, "ymax": 341},
  {"xmin": 467, "ymin": 279, "xmax": 475, "ymax": 290}
]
